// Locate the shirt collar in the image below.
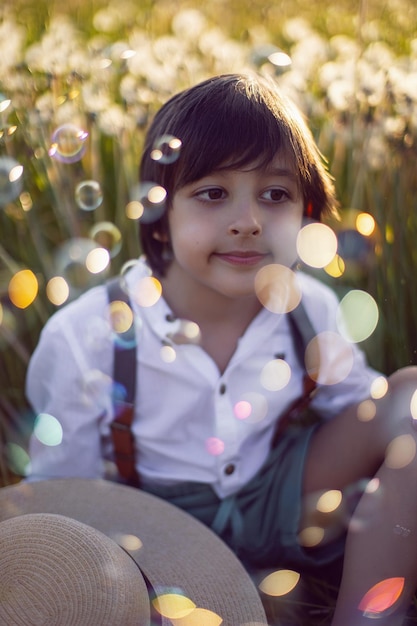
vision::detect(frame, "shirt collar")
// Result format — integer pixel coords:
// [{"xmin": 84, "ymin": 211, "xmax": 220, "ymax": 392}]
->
[{"xmin": 125, "ymin": 256, "xmax": 287, "ymax": 348}]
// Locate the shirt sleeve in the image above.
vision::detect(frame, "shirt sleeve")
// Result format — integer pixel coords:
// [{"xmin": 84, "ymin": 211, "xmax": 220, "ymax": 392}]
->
[{"xmin": 25, "ymin": 287, "xmax": 114, "ymax": 481}]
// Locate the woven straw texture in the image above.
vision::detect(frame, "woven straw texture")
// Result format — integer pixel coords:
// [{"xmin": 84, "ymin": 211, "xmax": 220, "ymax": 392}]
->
[
  {"xmin": 0, "ymin": 513, "xmax": 149, "ymax": 625},
  {"xmin": 0, "ymin": 479, "xmax": 268, "ymax": 626}
]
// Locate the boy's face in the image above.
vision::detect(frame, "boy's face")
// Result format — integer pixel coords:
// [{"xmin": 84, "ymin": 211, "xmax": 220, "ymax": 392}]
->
[{"xmin": 164, "ymin": 155, "xmax": 304, "ymax": 303}]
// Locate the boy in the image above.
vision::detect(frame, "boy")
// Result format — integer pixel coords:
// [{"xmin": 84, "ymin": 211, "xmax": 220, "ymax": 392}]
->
[{"xmin": 26, "ymin": 74, "xmax": 417, "ymax": 625}]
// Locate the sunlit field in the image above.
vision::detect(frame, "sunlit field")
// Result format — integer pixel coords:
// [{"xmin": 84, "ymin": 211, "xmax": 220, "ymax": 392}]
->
[{"xmin": 1, "ymin": 1, "xmax": 417, "ymax": 622}]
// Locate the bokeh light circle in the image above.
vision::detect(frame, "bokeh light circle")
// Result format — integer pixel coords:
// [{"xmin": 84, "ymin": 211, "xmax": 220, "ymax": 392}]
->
[
  {"xmin": 356, "ymin": 212, "xmax": 376, "ymax": 236},
  {"xmin": 255, "ymin": 264, "xmax": 301, "ymax": 313},
  {"xmin": 298, "ymin": 526, "xmax": 325, "ymax": 548},
  {"xmin": 370, "ymin": 376, "xmax": 388, "ymax": 400},
  {"xmin": 316, "ymin": 489, "xmax": 343, "ymax": 513},
  {"xmin": 305, "ymin": 331, "xmax": 354, "ymax": 385},
  {"xmin": 85, "ymin": 247, "xmax": 110, "ymax": 274},
  {"xmin": 234, "ymin": 400, "xmax": 253, "ymax": 420},
  {"xmin": 160, "ymin": 345, "xmax": 176, "ymax": 363},
  {"xmin": 49, "ymin": 124, "xmax": 88, "ymax": 164},
  {"xmin": 234, "ymin": 392, "xmax": 268, "ymax": 423},
  {"xmin": 324, "ymin": 254, "xmax": 345, "ymax": 278},
  {"xmin": 260, "ymin": 359, "xmax": 291, "ymax": 391},
  {"xmin": 6, "ymin": 443, "xmax": 30, "ymax": 477},
  {"xmin": 0, "ymin": 156, "xmax": 24, "ymax": 206},
  {"xmin": 357, "ymin": 399, "xmax": 377, "ymax": 422},
  {"xmin": 109, "ymin": 300, "xmax": 134, "ymax": 334},
  {"xmin": 166, "ymin": 319, "xmax": 201, "ymax": 345},
  {"xmin": 0, "ymin": 93, "xmax": 11, "ymax": 113},
  {"xmin": 33, "ymin": 413, "xmax": 63, "ymax": 446},
  {"xmin": 8, "ymin": 269, "xmax": 38, "ymax": 309},
  {"xmin": 132, "ymin": 276, "xmax": 162, "ymax": 308},
  {"xmin": 296, "ymin": 223, "xmax": 338, "ymax": 268},
  {"xmin": 205, "ymin": 437, "xmax": 225, "ymax": 456},
  {"xmin": 359, "ymin": 577, "xmax": 405, "ymax": 616},
  {"xmin": 385, "ymin": 434, "xmax": 416, "ymax": 469},
  {"xmin": 268, "ymin": 51, "xmax": 292, "ymax": 67},
  {"xmin": 152, "ymin": 593, "xmax": 196, "ymax": 619},
  {"xmin": 411, "ymin": 390, "xmax": 417, "ymax": 422},
  {"xmin": 115, "ymin": 533, "xmax": 143, "ymax": 552},
  {"xmin": 75, "ymin": 180, "xmax": 103, "ymax": 211},
  {"xmin": 336, "ymin": 290, "xmax": 379, "ymax": 343},
  {"xmin": 259, "ymin": 570, "xmax": 300, "ymax": 597},
  {"xmin": 46, "ymin": 276, "xmax": 70, "ymax": 306}
]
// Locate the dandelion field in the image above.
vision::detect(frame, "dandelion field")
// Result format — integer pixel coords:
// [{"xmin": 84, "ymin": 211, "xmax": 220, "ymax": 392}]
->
[
  {"xmin": 1, "ymin": 2, "xmax": 417, "ymax": 624},
  {"xmin": 1, "ymin": 0, "xmax": 417, "ymax": 488}
]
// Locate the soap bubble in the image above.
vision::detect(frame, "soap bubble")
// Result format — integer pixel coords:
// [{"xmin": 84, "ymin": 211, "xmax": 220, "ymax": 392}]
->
[
  {"xmin": 54, "ymin": 237, "xmax": 108, "ymax": 297},
  {"xmin": 89, "ymin": 221, "xmax": 122, "ymax": 258},
  {"xmin": 129, "ymin": 181, "xmax": 167, "ymax": 223},
  {"xmin": 0, "ymin": 156, "xmax": 23, "ymax": 206},
  {"xmin": 75, "ymin": 180, "xmax": 103, "ymax": 211},
  {"xmin": 150, "ymin": 134, "xmax": 182, "ymax": 164},
  {"xmin": 49, "ymin": 123, "xmax": 88, "ymax": 163}
]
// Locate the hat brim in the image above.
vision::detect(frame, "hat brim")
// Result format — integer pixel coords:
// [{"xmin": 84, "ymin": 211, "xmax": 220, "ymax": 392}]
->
[{"xmin": 0, "ymin": 478, "xmax": 267, "ymax": 625}]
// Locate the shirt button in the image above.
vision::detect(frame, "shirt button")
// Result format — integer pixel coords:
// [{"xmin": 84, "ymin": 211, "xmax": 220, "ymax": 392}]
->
[
  {"xmin": 219, "ymin": 383, "xmax": 226, "ymax": 395},
  {"xmin": 224, "ymin": 463, "xmax": 235, "ymax": 476}
]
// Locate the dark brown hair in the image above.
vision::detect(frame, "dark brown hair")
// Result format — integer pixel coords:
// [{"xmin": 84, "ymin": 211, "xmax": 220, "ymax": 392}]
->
[{"xmin": 138, "ymin": 73, "xmax": 338, "ymax": 275}]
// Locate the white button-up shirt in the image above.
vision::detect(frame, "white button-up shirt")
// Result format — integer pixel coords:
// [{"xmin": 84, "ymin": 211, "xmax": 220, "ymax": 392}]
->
[{"xmin": 26, "ymin": 258, "xmax": 378, "ymax": 498}]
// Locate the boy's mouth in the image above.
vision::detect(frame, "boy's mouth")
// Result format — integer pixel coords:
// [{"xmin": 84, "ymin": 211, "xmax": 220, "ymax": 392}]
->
[{"xmin": 213, "ymin": 251, "xmax": 268, "ymax": 266}]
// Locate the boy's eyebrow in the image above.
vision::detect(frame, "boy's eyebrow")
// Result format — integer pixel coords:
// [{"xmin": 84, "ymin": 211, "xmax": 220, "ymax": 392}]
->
[
  {"xmin": 213, "ymin": 162, "xmax": 299, "ymax": 179},
  {"xmin": 263, "ymin": 165, "xmax": 298, "ymax": 180}
]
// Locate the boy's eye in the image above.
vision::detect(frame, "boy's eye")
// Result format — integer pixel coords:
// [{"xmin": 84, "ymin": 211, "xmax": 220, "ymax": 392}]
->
[
  {"xmin": 196, "ymin": 187, "xmax": 225, "ymax": 200},
  {"xmin": 261, "ymin": 188, "xmax": 289, "ymax": 202}
]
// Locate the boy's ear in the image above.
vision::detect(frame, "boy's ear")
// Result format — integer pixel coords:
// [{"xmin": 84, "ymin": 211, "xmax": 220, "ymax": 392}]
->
[{"xmin": 153, "ymin": 230, "xmax": 173, "ymax": 263}]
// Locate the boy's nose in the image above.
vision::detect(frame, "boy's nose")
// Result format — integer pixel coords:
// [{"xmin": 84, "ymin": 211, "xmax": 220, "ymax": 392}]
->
[{"xmin": 228, "ymin": 202, "xmax": 262, "ymax": 236}]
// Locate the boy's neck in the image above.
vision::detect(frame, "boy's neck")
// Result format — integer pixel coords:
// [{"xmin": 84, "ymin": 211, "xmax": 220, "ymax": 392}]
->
[
  {"xmin": 159, "ymin": 273, "xmax": 262, "ymax": 331},
  {"xmin": 159, "ymin": 274, "xmax": 262, "ymax": 374}
]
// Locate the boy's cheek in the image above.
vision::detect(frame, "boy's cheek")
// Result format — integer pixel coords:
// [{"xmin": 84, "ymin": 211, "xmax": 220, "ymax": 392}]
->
[{"xmin": 269, "ymin": 221, "xmax": 302, "ymax": 267}]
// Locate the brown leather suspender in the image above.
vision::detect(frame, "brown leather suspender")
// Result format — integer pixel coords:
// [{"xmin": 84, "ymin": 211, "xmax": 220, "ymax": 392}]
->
[
  {"xmin": 107, "ymin": 277, "xmax": 140, "ymax": 487},
  {"xmin": 270, "ymin": 300, "xmax": 318, "ymax": 446},
  {"xmin": 106, "ymin": 276, "xmax": 318, "ymax": 486}
]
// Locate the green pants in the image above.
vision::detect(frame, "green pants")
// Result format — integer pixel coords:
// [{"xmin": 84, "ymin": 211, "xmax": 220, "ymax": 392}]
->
[{"xmin": 142, "ymin": 424, "xmax": 346, "ymax": 570}]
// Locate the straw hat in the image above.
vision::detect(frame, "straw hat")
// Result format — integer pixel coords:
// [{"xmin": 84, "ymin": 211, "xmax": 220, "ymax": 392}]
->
[{"xmin": 0, "ymin": 478, "xmax": 268, "ymax": 626}]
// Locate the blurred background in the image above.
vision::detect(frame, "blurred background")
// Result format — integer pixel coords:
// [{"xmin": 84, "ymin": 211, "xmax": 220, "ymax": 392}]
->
[{"xmin": 1, "ymin": 0, "xmax": 417, "ymax": 486}]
